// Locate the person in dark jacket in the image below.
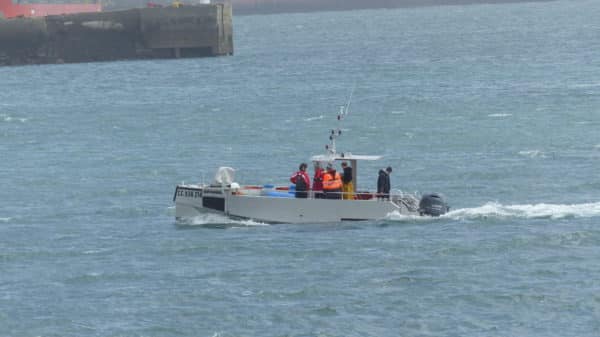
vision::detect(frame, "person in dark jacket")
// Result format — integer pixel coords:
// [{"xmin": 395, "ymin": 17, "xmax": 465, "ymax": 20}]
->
[
  {"xmin": 290, "ymin": 163, "xmax": 310, "ymax": 198},
  {"xmin": 377, "ymin": 166, "xmax": 392, "ymax": 200},
  {"xmin": 340, "ymin": 161, "xmax": 354, "ymax": 200}
]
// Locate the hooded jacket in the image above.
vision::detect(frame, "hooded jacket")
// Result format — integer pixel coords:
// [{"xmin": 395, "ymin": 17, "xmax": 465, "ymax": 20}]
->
[
  {"xmin": 290, "ymin": 170, "xmax": 310, "ymax": 191},
  {"xmin": 377, "ymin": 169, "xmax": 390, "ymax": 194}
]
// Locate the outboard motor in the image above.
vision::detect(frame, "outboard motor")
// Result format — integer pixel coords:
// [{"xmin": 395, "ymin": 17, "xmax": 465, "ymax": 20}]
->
[{"xmin": 419, "ymin": 193, "xmax": 449, "ymax": 217}]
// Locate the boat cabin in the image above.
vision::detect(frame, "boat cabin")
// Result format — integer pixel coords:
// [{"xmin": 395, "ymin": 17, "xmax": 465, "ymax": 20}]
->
[{"xmin": 310, "ymin": 153, "xmax": 381, "ymax": 194}]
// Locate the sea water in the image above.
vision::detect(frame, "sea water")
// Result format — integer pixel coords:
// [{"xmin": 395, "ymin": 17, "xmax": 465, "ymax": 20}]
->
[{"xmin": 2, "ymin": 0, "xmax": 600, "ymax": 336}]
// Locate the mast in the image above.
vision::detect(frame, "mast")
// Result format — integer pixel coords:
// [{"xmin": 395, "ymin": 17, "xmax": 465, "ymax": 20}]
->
[{"xmin": 325, "ymin": 85, "xmax": 354, "ymax": 157}]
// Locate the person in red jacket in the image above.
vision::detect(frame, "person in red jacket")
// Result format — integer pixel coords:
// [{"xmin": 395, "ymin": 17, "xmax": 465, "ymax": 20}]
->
[
  {"xmin": 312, "ymin": 162, "xmax": 325, "ymax": 199},
  {"xmin": 290, "ymin": 163, "xmax": 310, "ymax": 198}
]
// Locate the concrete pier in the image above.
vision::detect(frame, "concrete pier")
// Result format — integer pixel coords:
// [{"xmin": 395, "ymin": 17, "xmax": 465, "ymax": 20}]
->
[{"xmin": 0, "ymin": 4, "xmax": 233, "ymax": 66}]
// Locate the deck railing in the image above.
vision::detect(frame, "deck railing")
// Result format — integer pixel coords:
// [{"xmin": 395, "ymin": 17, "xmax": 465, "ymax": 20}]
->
[{"xmin": 234, "ymin": 185, "xmax": 411, "ymax": 202}]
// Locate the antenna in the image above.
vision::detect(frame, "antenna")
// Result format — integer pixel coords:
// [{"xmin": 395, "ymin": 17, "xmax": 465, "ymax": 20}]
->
[
  {"xmin": 325, "ymin": 87, "xmax": 355, "ymax": 157},
  {"xmin": 343, "ymin": 84, "xmax": 355, "ymax": 116}
]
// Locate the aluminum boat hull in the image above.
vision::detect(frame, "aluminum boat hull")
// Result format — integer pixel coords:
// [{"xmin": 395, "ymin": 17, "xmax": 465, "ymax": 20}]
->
[{"xmin": 174, "ymin": 184, "xmax": 419, "ymax": 224}]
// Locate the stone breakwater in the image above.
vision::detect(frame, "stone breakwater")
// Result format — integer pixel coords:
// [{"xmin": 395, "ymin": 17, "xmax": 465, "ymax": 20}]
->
[{"xmin": 0, "ymin": 4, "xmax": 233, "ymax": 66}]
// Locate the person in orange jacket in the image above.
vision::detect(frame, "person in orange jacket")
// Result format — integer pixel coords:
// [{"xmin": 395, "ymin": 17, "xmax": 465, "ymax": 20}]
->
[{"xmin": 322, "ymin": 163, "xmax": 342, "ymax": 199}]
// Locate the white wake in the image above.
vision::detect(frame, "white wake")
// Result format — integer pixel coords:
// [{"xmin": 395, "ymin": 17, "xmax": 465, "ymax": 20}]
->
[
  {"xmin": 444, "ymin": 201, "xmax": 600, "ymax": 221},
  {"xmin": 178, "ymin": 213, "xmax": 268, "ymax": 227}
]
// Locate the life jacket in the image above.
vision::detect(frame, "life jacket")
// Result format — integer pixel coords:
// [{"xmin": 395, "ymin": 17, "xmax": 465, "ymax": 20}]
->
[
  {"xmin": 322, "ymin": 171, "xmax": 342, "ymax": 191},
  {"xmin": 313, "ymin": 168, "xmax": 324, "ymax": 191}
]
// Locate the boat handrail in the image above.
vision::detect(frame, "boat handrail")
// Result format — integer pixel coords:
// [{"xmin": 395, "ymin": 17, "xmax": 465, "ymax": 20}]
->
[{"xmin": 233, "ymin": 185, "xmax": 418, "ymax": 201}]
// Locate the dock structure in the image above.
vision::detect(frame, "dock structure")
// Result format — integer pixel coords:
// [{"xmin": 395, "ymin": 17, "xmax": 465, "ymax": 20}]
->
[{"xmin": 0, "ymin": 4, "xmax": 233, "ymax": 66}]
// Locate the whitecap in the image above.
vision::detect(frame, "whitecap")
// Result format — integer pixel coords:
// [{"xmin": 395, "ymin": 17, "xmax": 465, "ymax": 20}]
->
[
  {"xmin": 569, "ymin": 82, "xmax": 600, "ymax": 89},
  {"xmin": 0, "ymin": 217, "xmax": 12, "ymax": 222},
  {"xmin": 303, "ymin": 115, "xmax": 324, "ymax": 122},
  {"xmin": 488, "ymin": 113, "xmax": 512, "ymax": 118},
  {"xmin": 83, "ymin": 248, "xmax": 112, "ymax": 255},
  {"xmin": 518, "ymin": 150, "xmax": 546, "ymax": 158},
  {"xmin": 1, "ymin": 115, "xmax": 27, "ymax": 123}
]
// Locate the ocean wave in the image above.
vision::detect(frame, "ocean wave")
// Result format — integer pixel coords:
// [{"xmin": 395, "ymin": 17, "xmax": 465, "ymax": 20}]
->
[
  {"xmin": 0, "ymin": 217, "xmax": 12, "ymax": 222},
  {"xmin": 444, "ymin": 201, "xmax": 600, "ymax": 221}
]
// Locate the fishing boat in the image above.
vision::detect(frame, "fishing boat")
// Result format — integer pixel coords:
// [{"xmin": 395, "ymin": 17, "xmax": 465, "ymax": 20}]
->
[{"xmin": 173, "ymin": 106, "xmax": 448, "ymax": 224}]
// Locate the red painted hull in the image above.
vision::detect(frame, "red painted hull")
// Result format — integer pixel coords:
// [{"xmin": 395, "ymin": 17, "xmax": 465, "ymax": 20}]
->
[{"xmin": 0, "ymin": 0, "xmax": 101, "ymax": 18}]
